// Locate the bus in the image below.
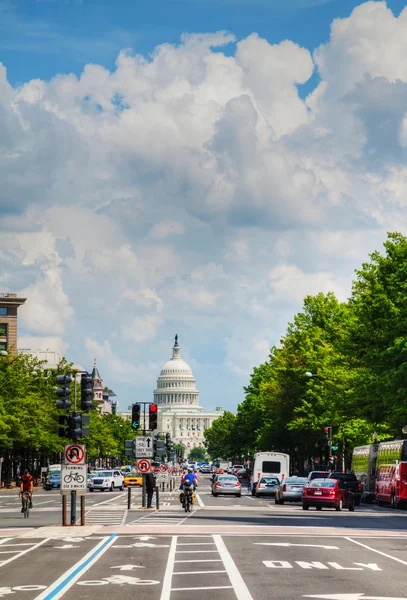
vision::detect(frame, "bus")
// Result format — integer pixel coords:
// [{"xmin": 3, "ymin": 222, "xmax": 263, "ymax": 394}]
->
[
  {"xmin": 375, "ymin": 439, "xmax": 407, "ymax": 508},
  {"xmin": 251, "ymin": 452, "xmax": 290, "ymax": 496},
  {"xmin": 351, "ymin": 444, "xmax": 378, "ymax": 503}
]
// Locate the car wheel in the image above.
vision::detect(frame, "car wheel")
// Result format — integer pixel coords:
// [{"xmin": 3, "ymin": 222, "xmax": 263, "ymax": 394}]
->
[
  {"xmin": 348, "ymin": 500, "xmax": 355, "ymax": 512},
  {"xmin": 236, "ymin": 494, "xmax": 241, "ymax": 498},
  {"xmin": 119, "ymin": 485, "xmax": 124, "ymax": 491},
  {"xmin": 89, "ymin": 488, "xmax": 94, "ymax": 492},
  {"xmin": 213, "ymin": 493, "xmax": 218, "ymax": 497},
  {"xmin": 255, "ymin": 493, "xmax": 260, "ymax": 498},
  {"xmin": 316, "ymin": 506, "xmax": 322, "ymax": 511},
  {"xmin": 302, "ymin": 503, "xmax": 309, "ymax": 510},
  {"xmin": 110, "ymin": 484, "xmax": 114, "ymax": 492},
  {"xmin": 335, "ymin": 499, "xmax": 343, "ymax": 511}
]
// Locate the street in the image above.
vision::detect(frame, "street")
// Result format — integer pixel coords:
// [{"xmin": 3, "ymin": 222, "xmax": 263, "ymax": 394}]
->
[{"xmin": 0, "ymin": 475, "xmax": 407, "ymax": 600}]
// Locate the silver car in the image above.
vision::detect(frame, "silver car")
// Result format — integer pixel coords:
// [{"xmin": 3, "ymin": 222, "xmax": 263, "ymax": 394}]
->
[
  {"xmin": 255, "ymin": 476, "xmax": 280, "ymax": 497},
  {"xmin": 212, "ymin": 474, "xmax": 242, "ymax": 497},
  {"xmin": 275, "ymin": 476, "xmax": 308, "ymax": 504}
]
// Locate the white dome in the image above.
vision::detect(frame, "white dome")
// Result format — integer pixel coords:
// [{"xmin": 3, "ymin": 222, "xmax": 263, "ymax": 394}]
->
[
  {"xmin": 154, "ymin": 336, "xmax": 200, "ymax": 408},
  {"xmin": 160, "ymin": 358, "xmax": 193, "ymax": 376}
]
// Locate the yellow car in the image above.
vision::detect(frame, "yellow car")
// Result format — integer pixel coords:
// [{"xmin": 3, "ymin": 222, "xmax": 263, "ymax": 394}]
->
[{"xmin": 124, "ymin": 472, "xmax": 143, "ymax": 487}]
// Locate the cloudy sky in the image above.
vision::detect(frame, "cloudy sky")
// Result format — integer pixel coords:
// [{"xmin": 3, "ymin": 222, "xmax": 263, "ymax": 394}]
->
[{"xmin": 1, "ymin": 0, "xmax": 407, "ymax": 413}]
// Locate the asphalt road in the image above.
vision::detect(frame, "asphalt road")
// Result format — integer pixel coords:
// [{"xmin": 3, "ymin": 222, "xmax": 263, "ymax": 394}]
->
[
  {"xmin": 1, "ymin": 533, "xmax": 407, "ymax": 600},
  {"xmin": 1, "ymin": 475, "xmax": 407, "ymax": 529}
]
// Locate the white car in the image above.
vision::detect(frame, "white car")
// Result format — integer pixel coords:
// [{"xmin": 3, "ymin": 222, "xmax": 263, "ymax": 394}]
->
[{"xmin": 88, "ymin": 469, "xmax": 124, "ymax": 492}]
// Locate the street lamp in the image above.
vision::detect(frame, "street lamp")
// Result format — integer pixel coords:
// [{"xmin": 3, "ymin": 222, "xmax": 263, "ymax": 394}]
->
[
  {"xmin": 304, "ymin": 371, "xmax": 318, "ymax": 378},
  {"xmin": 0, "ymin": 350, "xmax": 8, "ymax": 357},
  {"xmin": 402, "ymin": 426, "xmax": 407, "ymax": 436}
]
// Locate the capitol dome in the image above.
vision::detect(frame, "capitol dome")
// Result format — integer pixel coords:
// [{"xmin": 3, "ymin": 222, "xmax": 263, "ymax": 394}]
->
[{"xmin": 154, "ymin": 336, "xmax": 200, "ymax": 407}]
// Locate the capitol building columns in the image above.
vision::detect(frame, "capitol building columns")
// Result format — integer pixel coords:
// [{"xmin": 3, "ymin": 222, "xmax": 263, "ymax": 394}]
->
[{"xmin": 154, "ymin": 336, "xmax": 224, "ymax": 454}]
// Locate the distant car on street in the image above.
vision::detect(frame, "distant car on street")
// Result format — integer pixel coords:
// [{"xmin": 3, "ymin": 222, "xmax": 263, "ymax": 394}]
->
[
  {"xmin": 212, "ymin": 474, "xmax": 242, "ymax": 497},
  {"xmin": 44, "ymin": 471, "xmax": 61, "ymax": 490},
  {"xmin": 307, "ymin": 471, "xmax": 330, "ymax": 481},
  {"xmin": 302, "ymin": 478, "xmax": 355, "ymax": 511},
  {"xmin": 275, "ymin": 476, "xmax": 308, "ymax": 504},
  {"xmin": 199, "ymin": 464, "xmax": 211, "ymax": 473},
  {"xmin": 328, "ymin": 472, "xmax": 362, "ymax": 505},
  {"xmin": 88, "ymin": 469, "xmax": 124, "ymax": 492},
  {"xmin": 255, "ymin": 476, "xmax": 280, "ymax": 497},
  {"xmin": 124, "ymin": 472, "xmax": 143, "ymax": 487}
]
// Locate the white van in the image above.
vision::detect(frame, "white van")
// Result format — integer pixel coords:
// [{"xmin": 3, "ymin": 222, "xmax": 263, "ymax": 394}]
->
[{"xmin": 251, "ymin": 452, "xmax": 290, "ymax": 496}]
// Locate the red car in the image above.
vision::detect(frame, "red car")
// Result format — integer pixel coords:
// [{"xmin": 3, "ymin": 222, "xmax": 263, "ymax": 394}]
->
[{"xmin": 302, "ymin": 478, "xmax": 355, "ymax": 511}]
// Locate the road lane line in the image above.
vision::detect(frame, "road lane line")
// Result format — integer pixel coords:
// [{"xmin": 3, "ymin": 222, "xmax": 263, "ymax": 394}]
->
[
  {"xmin": 88, "ymin": 493, "xmax": 126, "ymax": 507},
  {"xmin": 172, "ymin": 586, "xmax": 233, "ymax": 591},
  {"xmin": 195, "ymin": 493, "xmax": 205, "ymax": 507},
  {"xmin": 160, "ymin": 535, "xmax": 177, "ymax": 600},
  {"xmin": 0, "ymin": 538, "xmax": 50, "ymax": 568},
  {"xmin": 175, "ymin": 550, "xmax": 219, "ymax": 553},
  {"xmin": 33, "ymin": 534, "xmax": 117, "ymax": 600},
  {"xmin": 173, "ymin": 570, "xmax": 226, "ymax": 575},
  {"xmin": 177, "ymin": 543, "xmax": 216, "ymax": 546},
  {"xmin": 213, "ymin": 535, "xmax": 254, "ymax": 600},
  {"xmin": 34, "ymin": 500, "xmax": 57, "ymax": 506},
  {"xmin": 346, "ymin": 537, "xmax": 407, "ymax": 566},
  {"xmin": 174, "ymin": 559, "xmax": 223, "ymax": 563},
  {"xmin": 0, "ymin": 538, "xmax": 12, "ymax": 546}
]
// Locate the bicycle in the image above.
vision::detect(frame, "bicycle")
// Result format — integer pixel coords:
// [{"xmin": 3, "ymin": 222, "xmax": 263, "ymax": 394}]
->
[
  {"xmin": 63, "ymin": 472, "xmax": 84, "ymax": 484},
  {"xmin": 182, "ymin": 486, "xmax": 194, "ymax": 513},
  {"xmin": 20, "ymin": 491, "xmax": 30, "ymax": 519}
]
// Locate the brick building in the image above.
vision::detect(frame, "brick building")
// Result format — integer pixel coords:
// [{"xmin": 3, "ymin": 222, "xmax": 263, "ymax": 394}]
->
[{"xmin": 0, "ymin": 293, "xmax": 27, "ymax": 355}]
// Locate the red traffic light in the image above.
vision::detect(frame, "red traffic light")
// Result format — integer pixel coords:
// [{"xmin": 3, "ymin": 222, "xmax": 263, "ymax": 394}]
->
[
  {"xmin": 150, "ymin": 404, "xmax": 158, "ymax": 413},
  {"xmin": 324, "ymin": 427, "xmax": 329, "ymax": 432}
]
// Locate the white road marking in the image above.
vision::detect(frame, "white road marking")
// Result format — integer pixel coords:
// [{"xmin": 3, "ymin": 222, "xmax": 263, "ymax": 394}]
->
[
  {"xmin": 34, "ymin": 500, "xmax": 57, "ymax": 507},
  {"xmin": 175, "ymin": 550, "xmax": 219, "ymax": 554},
  {"xmin": 174, "ymin": 559, "xmax": 222, "ymax": 563},
  {"xmin": 89, "ymin": 493, "xmax": 126, "ymax": 507},
  {"xmin": 213, "ymin": 535, "xmax": 254, "ymax": 600},
  {"xmin": 172, "ymin": 586, "xmax": 233, "ymax": 591},
  {"xmin": 0, "ymin": 539, "xmax": 12, "ymax": 546},
  {"xmin": 345, "ymin": 537, "xmax": 407, "ymax": 566},
  {"xmin": 195, "ymin": 493, "xmax": 205, "ymax": 507},
  {"xmin": 0, "ymin": 539, "xmax": 50, "ymax": 569},
  {"xmin": 160, "ymin": 535, "xmax": 177, "ymax": 600},
  {"xmin": 255, "ymin": 543, "xmax": 339, "ymax": 549},
  {"xmin": 177, "ymin": 543, "xmax": 216, "ymax": 546},
  {"xmin": 173, "ymin": 570, "xmax": 226, "ymax": 575}
]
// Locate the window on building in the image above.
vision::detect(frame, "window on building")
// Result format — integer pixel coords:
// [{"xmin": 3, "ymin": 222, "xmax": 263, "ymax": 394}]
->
[
  {"xmin": 0, "ymin": 308, "xmax": 7, "ymax": 316},
  {"xmin": 0, "ymin": 342, "xmax": 7, "ymax": 351},
  {"xmin": 0, "ymin": 323, "xmax": 7, "ymax": 336}
]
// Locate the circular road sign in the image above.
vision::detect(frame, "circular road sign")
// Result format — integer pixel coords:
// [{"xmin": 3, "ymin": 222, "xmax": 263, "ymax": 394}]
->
[
  {"xmin": 138, "ymin": 459, "xmax": 151, "ymax": 473},
  {"xmin": 160, "ymin": 464, "xmax": 168, "ymax": 473},
  {"xmin": 64, "ymin": 444, "xmax": 85, "ymax": 465}
]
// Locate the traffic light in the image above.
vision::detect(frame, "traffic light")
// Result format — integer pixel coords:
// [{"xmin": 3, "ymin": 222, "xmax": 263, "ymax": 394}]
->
[
  {"xmin": 149, "ymin": 404, "xmax": 158, "ymax": 430},
  {"xmin": 156, "ymin": 438, "xmax": 165, "ymax": 460},
  {"xmin": 58, "ymin": 415, "xmax": 70, "ymax": 438},
  {"xmin": 165, "ymin": 433, "xmax": 173, "ymax": 451},
  {"xmin": 56, "ymin": 374, "xmax": 72, "ymax": 410},
  {"xmin": 324, "ymin": 426, "xmax": 332, "ymax": 439},
  {"xmin": 70, "ymin": 414, "xmax": 90, "ymax": 440},
  {"xmin": 81, "ymin": 373, "xmax": 93, "ymax": 412},
  {"xmin": 131, "ymin": 404, "xmax": 141, "ymax": 430}
]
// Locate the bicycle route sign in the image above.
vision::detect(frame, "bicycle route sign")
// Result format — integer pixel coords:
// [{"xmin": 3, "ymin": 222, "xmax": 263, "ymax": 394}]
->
[
  {"xmin": 135, "ymin": 436, "xmax": 153, "ymax": 458},
  {"xmin": 64, "ymin": 444, "xmax": 85, "ymax": 465},
  {"xmin": 137, "ymin": 459, "xmax": 151, "ymax": 473},
  {"xmin": 60, "ymin": 464, "xmax": 87, "ymax": 495}
]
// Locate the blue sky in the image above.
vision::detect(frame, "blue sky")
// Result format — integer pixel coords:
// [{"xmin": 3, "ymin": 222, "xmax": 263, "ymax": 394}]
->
[
  {"xmin": 2, "ymin": 0, "xmax": 407, "ymax": 414},
  {"xmin": 2, "ymin": 0, "xmax": 404, "ymax": 87}
]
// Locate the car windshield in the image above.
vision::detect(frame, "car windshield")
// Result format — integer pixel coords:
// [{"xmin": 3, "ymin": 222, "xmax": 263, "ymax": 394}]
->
[
  {"xmin": 309, "ymin": 472, "xmax": 330, "ymax": 479},
  {"xmin": 96, "ymin": 471, "xmax": 113, "ymax": 477},
  {"xmin": 310, "ymin": 479, "xmax": 336, "ymax": 488},
  {"xmin": 285, "ymin": 478, "xmax": 307, "ymax": 484},
  {"xmin": 127, "ymin": 472, "xmax": 141, "ymax": 477},
  {"xmin": 261, "ymin": 478, "xmax": 279, "ymax": 484}
]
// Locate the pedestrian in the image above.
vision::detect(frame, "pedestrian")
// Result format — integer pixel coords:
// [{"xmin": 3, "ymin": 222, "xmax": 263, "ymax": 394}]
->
[
  {"xmin": 145, "ymin": 471, "xmax": 155, "ymax": 508},
  {"xmin": 247, "ymin": 472, "xmax": 252, "ymax": 493}
]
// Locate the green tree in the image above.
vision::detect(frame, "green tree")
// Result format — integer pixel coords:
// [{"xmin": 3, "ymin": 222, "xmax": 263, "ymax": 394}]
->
[
  {"xmin": 188, "ymin": 447, "xmax": 206, "ymax": 461},
  {"xmin": 204, "ymin": 411, "xmax": 237, "ymax": 460}
]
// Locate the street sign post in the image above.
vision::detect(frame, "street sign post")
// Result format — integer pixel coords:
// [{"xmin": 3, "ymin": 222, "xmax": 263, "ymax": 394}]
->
[
  {"xmin": 60, "ymin": 464, "xmax": 87, "ymax": 495},
  {"xmin": 64, "ymin": 444, "xmax": 85, "ymax": 465},
  {"xmin": 135, "ymin": 436, "xmax": 153, "ymax": 458},
  {"xmin": 137, "ymin": 459, "xmax": 151, "ymax": 473}
]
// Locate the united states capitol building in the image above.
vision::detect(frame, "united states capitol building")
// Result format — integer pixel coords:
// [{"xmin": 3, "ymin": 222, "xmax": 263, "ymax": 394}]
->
[{"xmin": 154, "ymin": 336, "xmax": 224, "ymax": 451}]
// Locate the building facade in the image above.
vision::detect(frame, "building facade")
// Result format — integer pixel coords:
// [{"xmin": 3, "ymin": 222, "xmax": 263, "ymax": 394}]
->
[
  {"xmin": 91, "ymin": 359, "xmax": 117, "ymax": 415},
  {"xmin": 154, "ymin": 337, "xmax": 224, "ymax": 452},
  {"xmin": 0, "ymin": 293, "xmax": 26, "ymax": 355}
]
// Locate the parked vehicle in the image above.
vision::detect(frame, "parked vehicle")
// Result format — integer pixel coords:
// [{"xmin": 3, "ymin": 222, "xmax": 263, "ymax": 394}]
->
[
  {"xmin": 251, "ymin": 452, "xmax": 290, "ymax": 496},
  {"xmin": 307, "ymin": 471, "xmax": 330, "ymax": 481},
  {"xmin": 88, "ymin": 469, "xmax": 124, "ymax": 492},
  {"xmin": 212, "ymin": 474, "xmax": 241, "ymax": 497},
  {"xmin": 275, "ymin": 476, "xmax": 308, "ymax": 504},
  {"xmin": 255, "ymin": 476, "xmax": 280, "ymax": 497},
  {"xmin": 44, "ymin": 471, "xmax": 61, "ymax": 490},
  {"xmin": 375, "ymin": 439, "xmax": 407, "ymax": 508},
  {"xmin": 302, "ymin": 478, "xmax": 355, "ymax": 511},
  {"xmin": 351, "ymin": 444, "xmax": 378, "ymax": 503},
  {"xmin": 329, "ymin": 472, "xmax": 362, "ymax": 506},
  {"xmin": 123, "ymin": 472, "xmax": 143, "ymax": 487}
]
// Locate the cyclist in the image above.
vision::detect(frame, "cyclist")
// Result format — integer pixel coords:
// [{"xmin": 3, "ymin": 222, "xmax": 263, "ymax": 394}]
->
[
  {"xmin": 20, "ymin": 468, "xmax": 33, "ymax": 512},
  {"xmin": 179, "ymin": 467, "xmax": 198, "ymax": 504}
]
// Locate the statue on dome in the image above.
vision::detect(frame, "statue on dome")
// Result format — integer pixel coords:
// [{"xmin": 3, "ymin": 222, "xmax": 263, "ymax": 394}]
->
[{"xmin": 175, "ymin": 334, "xmax": 178, "ymax": 346}]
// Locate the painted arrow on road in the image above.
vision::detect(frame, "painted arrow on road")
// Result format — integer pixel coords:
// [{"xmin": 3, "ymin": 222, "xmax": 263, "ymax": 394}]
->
[
  {"xmin": 255, "ymin": 543, "xmax": 339, "ymax": 550},
  {"xmin": 133, "ymin": 536, "xmax": 157, "ymax": 541},
  {"xmin": 111, "ymin": 565, "xmax": 146, "ymax": 571},
  {"xmin": 304, "ymin": 594, "xmax": 407, "ymax": 600}
]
